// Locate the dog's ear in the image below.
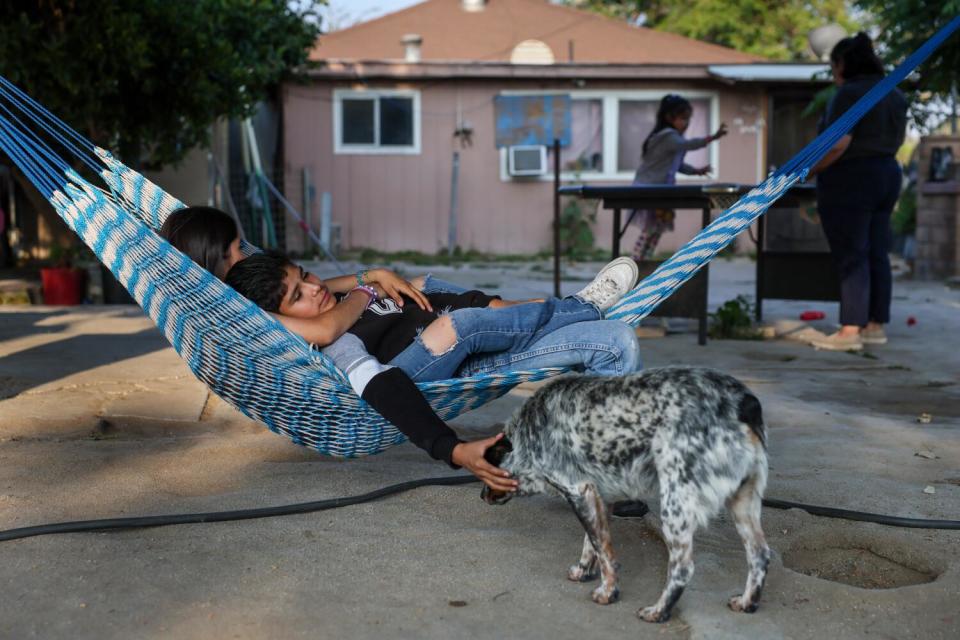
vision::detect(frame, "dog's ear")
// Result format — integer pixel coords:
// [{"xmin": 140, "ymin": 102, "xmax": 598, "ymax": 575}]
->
[{"xmin": 484, "ymin": 436, "xmax": 513, "ymax": 467}]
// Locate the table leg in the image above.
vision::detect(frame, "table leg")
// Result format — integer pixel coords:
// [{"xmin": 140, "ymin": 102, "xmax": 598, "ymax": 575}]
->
[
  {"xmin": 612, "ymin": 208, "xmax": 621, "ymax": 259},
  {"xmin": 698, "ymin": 205, "xmax": 709, "ymax": 346},
  {"xmin": 755, "ymin": 214, "xmax": 765, "ymax": 322}
]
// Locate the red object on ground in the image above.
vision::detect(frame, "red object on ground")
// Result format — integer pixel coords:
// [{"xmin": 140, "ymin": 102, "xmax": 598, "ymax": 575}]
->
[
  {"xmin": 907, "ymin": 316, "xmax": 917, "ymax": 326},
  {"xmin": 800, "ymin": 310, "xmax": 825, "ymax": 321},
  {"xmin": 41, "ymin": 267, "xmax": 85, "ymax": 305}
]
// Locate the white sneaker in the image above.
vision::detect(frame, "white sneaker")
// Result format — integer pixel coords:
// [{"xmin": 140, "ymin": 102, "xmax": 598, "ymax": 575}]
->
[{"xmin": 574, "ymin": 257, "xmax": 639, "ymax": 313}]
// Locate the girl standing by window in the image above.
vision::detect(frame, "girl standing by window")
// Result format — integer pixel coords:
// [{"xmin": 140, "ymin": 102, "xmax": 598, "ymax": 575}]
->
[{"xmin": 630, "ymin": 94, "xmax": 727, "ymax": 260}]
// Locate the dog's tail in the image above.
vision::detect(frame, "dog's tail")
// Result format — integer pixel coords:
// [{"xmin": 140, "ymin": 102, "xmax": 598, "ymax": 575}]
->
[{"xmin": 737, "ymin": 394, "xmax": 767, "ymax": 449}]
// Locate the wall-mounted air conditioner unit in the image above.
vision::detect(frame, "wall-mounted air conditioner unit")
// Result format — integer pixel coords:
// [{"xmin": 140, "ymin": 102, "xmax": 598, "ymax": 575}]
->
[{"xmin": 507, "ymin": 145, "xmax": 548, "ymax": 177}]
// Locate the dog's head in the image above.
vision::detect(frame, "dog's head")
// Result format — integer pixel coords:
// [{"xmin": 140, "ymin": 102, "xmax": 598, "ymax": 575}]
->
[{"xmin": 480, "ymin": 436, "xmax": 515, "ymax": 505}]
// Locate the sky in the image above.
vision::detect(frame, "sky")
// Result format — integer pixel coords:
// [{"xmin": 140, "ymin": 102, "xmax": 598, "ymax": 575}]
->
[{"xmin": 320, "ymin": 0, "xmax": 424, "ymax": 31}]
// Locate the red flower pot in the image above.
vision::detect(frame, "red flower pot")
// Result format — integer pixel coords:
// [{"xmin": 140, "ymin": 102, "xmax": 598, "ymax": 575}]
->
[{"xmin": 40, "ymin": 267, "xmax": 85, "ymax": 305}]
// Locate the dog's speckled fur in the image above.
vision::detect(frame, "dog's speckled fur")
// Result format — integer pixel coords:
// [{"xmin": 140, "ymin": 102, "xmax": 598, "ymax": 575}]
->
[{"xmin": 482, "ymin": 367, "xmax": 770, "ymax": 623}]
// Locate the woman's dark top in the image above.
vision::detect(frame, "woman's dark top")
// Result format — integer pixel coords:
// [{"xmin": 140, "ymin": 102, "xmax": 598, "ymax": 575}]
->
[
  {"xmin": 823, "ymin": 74, "xmax": 907, "ymax": 162},
  {"xmin": 347, "ymin": 290, "xmax": 498, "ymax": 362}
]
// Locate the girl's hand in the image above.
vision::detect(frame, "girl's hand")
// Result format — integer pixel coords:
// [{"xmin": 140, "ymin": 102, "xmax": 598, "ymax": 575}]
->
[
  {"xmin": 711, "ymin": 123, "xmax": 728, "ymax": 141},
  {"xmin": 451, "ymin": 434, "xmax": 518, "ymax": 493},
  {"xmin": 368, "ymin": 269, "xmax": 432, "ymax": 311}
]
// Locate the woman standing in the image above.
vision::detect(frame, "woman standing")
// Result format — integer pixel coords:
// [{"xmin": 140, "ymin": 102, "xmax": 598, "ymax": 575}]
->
[{"xmin": 810, "ymin": 33, "xmax": 907, "ymax": 351}]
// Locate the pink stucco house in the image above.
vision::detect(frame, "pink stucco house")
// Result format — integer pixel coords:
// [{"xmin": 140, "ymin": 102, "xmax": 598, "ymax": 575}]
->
[{"xmin": 282, "ymin": 0, "xmax": 826, "ymax": 255}]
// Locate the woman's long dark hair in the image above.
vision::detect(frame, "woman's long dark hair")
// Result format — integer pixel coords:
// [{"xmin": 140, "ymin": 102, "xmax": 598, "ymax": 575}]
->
[
  {"xmin": 642, "ymin": 94, "xmax": 693, "ymax": 156},
  {"xmin": 830, "ymin": 32, "xmax": 884, "ymax": 80},
  {"xmin": 158, "ymin": 206, "xmax": 239, "ymax": 279}
]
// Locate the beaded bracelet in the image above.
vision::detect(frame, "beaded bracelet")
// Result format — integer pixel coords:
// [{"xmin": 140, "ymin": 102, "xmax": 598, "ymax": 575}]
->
[{"xmin": 356, "ymin": 269, "xmax": 370, "ymax": 287}]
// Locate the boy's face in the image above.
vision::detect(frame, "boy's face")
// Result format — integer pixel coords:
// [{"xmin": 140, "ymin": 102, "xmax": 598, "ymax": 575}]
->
[{"xmin": 278, "ymin": 264, "xmax": 336, "ymax": 318}]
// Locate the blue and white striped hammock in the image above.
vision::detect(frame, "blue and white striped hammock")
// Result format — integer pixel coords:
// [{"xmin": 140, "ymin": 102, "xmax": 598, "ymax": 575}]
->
[{"xmin": 1, "ymin": 17, "xmax": 956, "ymax": 457}]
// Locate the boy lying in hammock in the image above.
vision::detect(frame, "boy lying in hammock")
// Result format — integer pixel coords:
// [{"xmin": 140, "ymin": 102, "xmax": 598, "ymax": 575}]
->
[
  {"xmin": 161, "ymin": 207, "xmax": 640, "ymax": 491},
  {"xmin": 224, "ymin": 251, "xmax": 640, "ymax": 384}
]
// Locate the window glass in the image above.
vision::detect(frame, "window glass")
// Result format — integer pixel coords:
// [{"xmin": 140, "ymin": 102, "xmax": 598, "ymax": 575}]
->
[
  {"xmin": 617, "ymin": 100, "xmax": 658, "ymax": 173},
  {"xmin": 547, "ymin": 99, "xmax": 603, "ymax": 172},
  {"xmin": 379, "ymin": 97, "xmax": 414, "ymax": 146},
  {"xmin": 342, "ymin": 98, "xmax": 375, "ymax": 144},
  {"xmin": 617, "ymin": 98, "xmax": 711, "ymax": 173}
]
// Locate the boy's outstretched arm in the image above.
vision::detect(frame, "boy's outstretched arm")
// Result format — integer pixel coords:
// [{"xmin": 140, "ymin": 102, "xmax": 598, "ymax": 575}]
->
[
  {"xmin": 361, "ymin": 368, "xmax": 517, "ymax": 492},
  {"xmin": 323, "ymin": 334, "xmax": 516, "ymax": 492}
]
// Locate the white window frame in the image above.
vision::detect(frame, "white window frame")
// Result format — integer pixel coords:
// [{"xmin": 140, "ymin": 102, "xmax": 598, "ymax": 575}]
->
[
  {"xmin": 333, "ymin": 88, "xmax": 421, "ymax": 155},
  {"xmin": 497, "ymin": 89, "xmax": 720, "ymax": 182}
]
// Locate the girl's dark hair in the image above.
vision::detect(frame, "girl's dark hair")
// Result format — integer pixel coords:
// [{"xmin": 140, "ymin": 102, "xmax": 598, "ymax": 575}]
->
[
  {"xmin": 224, "ymin": 250, "xmax": 292, "ymax": 313},
  {"xmin": 830, "ymin": 32, "xmax": 884, "ymax": 80},
  {"xmin": 642, "ymin": 94, "xmax": 693, "ymax": 155},
  {"xmin": 159, "ymin": 206, "xmax": 239, "ymax": 279}
]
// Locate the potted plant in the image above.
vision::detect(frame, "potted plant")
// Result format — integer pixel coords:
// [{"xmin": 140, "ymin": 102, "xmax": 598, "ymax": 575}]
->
[{"xmin": 40, "ymin": 242, "xmax": 86, "ymax": 305}]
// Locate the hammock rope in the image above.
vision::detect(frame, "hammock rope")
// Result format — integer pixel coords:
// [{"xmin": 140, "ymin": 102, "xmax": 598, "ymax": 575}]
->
[{"xmin": 1, "ymin": 16, "xmax": 957, "ymax": 458}]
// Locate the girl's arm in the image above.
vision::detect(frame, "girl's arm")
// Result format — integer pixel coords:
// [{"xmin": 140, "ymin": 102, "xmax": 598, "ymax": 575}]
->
[
  {"xmin": 274, "ymin": 289, "xmax": 372, "ymax": 347},
  {"xmin": 321, "ymin": 268, "xmax": 431, "ymax": 311},
  {"xmin": 679, "ymin": 163, "xmax": 712, "ymax": 176},
  {"xmin": 665, "ymin": 123, "xmax": 728, "ymax": 152}
]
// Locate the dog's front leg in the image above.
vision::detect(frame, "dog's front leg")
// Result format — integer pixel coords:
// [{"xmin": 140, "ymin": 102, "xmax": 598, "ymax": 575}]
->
[
  {"xmin": 562, "ymin": 483, "xmax": 619, "ymax": 605},
  {"xmin": 567, "ymin": 533, "xmax": 599, "ymax": 583}
]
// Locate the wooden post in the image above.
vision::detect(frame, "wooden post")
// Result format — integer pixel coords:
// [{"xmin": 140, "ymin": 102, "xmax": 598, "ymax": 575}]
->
[{"xmin": 553, "ymin": 138, "xmax": 561, "ymax": 298}]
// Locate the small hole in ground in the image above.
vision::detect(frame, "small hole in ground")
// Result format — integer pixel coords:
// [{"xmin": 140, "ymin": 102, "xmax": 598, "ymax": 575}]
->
[{"xmin": 783, "ymin": 546, "xmax": 937, "ymax": 589}]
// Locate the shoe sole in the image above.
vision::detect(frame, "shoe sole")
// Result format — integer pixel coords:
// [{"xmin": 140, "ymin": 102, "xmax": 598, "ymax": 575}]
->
[
  {"xmin": 861, "ymin": 337, "xmax": 888, "ymax": 345},
  {"xmin": 811, "ymin": 341, "xmax": 863, "ymax": 351}
]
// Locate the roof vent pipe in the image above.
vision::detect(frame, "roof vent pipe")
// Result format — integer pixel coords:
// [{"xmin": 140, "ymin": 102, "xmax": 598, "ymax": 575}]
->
[
  {"xmin": 462, "ymin": 0, "xmax": 487, "ymax": 12},
  {"xmin": 401, "ymin": 34, "xmax": 422, "ymax": 62}
]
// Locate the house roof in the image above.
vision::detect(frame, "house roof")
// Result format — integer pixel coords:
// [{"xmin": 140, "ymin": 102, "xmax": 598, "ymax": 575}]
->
[{"xmin": 311, "ymin": 0, "xmax": 763, "ymax": 65}]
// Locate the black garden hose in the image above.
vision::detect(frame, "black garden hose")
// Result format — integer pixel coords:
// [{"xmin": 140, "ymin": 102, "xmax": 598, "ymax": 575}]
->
[{"xmin": 1, "ymin": 475, "xmax": 957, "ymax": 543}]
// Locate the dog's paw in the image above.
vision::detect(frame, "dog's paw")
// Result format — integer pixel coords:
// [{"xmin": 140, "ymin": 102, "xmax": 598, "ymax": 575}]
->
[
  {"xmin": 567, "ymin": 564, "xmax": 599, "ymax": 582},
  {"xmin": 591, "ymin": 585, "xmax": 620, "ymax": 605},
  {"xmin": 637, "ymin": 605, "xmax": 671, "ymax": 623},
  {"xmin": 727, "ymin": 595, "xmax": 759, "ymax": 613}
]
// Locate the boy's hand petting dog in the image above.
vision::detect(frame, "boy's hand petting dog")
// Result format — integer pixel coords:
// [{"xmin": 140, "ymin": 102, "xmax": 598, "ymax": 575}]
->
[
  {"xmin": 368, "ymin": 269, "xmax": 432, "ymax": 311},
  {"xmin": 452, "ymin": 434, "xmax": 518, "ymax": 493}
]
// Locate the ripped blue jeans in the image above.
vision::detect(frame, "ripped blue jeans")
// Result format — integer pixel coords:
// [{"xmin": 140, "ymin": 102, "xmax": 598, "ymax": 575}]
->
[{"xmin": 389, "ymin": 275, "xmax": 642, "ymax": 382}]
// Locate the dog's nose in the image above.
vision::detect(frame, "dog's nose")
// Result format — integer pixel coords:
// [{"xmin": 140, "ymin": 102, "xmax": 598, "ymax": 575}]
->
[{"xmin": 481, "ymin": 486, "xmax": 512, "ymax": 505}]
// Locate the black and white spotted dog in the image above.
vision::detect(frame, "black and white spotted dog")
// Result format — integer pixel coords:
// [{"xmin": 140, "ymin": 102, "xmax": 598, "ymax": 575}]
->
[{"xmin": 481, "ymin": 367, "xmax": 770, "ymax": 623}]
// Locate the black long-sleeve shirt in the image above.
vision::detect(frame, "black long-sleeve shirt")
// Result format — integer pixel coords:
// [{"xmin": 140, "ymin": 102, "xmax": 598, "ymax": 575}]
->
[{"xmin": 361, "ymin": 367, "xmax": 461, "ymax": 466}]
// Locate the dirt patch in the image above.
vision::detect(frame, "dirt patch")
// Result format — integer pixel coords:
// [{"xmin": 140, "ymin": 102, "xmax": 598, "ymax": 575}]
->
[{"xmin": 783, "ymin": 546, "xmax": 937, "ymax": 589}]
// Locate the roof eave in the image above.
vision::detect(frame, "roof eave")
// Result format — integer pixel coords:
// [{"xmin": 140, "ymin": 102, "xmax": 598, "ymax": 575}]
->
[
  {"xmin": 707, "ymin": 63, "xmax": 832, "ymax": 84},
  {"xmin": 303, "ymin": 60, "xmax": 715, "ymax": 80}
]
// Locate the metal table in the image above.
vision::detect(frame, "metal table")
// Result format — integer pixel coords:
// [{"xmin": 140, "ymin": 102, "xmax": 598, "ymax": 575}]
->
[{"xmin": 557, "ymin": 182, "xmax": 819, "ymax": 344}]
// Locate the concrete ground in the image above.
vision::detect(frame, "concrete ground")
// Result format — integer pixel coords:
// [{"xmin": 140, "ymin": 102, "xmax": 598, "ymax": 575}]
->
[{"xmin": 0, "ymin": 258, "xmax": 958, "ymax": 640}]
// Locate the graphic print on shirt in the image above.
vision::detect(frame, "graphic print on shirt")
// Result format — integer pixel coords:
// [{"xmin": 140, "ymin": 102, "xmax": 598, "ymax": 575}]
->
[{"xmin": 367, "ymin": 298, "xmax": 403, "ymax": 316}]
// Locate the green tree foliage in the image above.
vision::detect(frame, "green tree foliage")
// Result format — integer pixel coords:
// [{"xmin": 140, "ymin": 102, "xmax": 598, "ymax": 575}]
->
[
  {"xmin": 564, "ymin": 0, "xmax": 858, "ymax": 61},
  {"xmin": 0, "ymin": 0, "xmax": 322, "ymax": 167},
  {"xmin": 854, "ymin": 0, "xmax": 960, "ymax": 131}
]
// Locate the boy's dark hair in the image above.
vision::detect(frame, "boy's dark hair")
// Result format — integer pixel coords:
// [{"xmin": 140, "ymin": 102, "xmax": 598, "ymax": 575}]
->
[
  {"xmin": 830, "ymin": 32, "xmax": 884, "ymax": 80},
  {"xmin": 642, "ymin": 93, "xmax": 693, "ymax": 156},
  {"xmin": 159, "ymin": 206, "xmax": 239, "ymax": 279},
  {"xmin": 225, "ymin": 250, "xmax": 293, "ymax": 313}
]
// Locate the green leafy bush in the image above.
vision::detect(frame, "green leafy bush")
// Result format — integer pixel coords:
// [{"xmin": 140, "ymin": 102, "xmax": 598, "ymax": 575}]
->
[{"xmin": 709, "ymin": 295, "xmax": 762, "ymax": 340}]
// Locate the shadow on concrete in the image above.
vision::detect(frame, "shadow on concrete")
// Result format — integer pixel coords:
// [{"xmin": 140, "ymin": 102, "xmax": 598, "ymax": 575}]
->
[
  {"xmin": 0, "ymin": 328, "xmax": 168, "ymax": 399},
  {"xmin": 0, "ymin": 310, "xmax": 71, "ymax": 343}
]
